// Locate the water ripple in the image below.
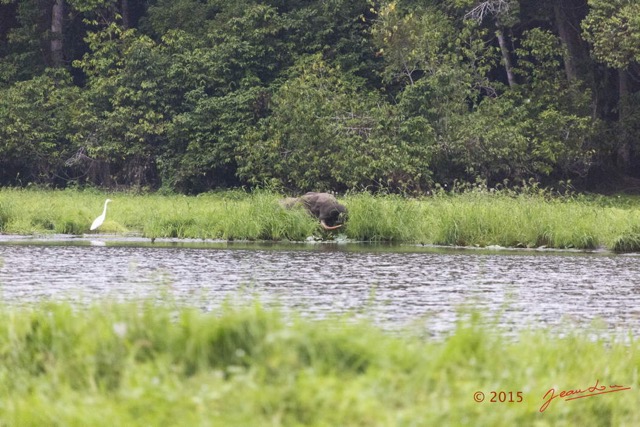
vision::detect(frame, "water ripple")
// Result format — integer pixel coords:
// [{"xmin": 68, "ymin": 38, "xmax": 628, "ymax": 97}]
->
[{"xmin": 1, "ymin": 243, "xmax": 639, "ymax": 338}]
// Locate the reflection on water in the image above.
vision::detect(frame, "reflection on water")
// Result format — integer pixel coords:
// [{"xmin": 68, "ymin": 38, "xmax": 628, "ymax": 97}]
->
[{"xmin": 1, "ymin": 236, "xmax": 640, "ymax": 338}]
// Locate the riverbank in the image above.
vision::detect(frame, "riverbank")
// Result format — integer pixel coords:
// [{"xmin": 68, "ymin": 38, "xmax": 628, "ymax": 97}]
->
[
  {"xmin": 0, "ymin": 300, "xmax": 636, "ymax": 425},
  {"xmin": 1, "ymin": 188, "xmax": 640, "ymax": 251}
]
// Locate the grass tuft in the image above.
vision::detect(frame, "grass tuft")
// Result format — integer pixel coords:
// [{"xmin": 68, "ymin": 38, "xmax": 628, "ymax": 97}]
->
[{"xmin": 612, "ymin": 226, "xmax": 640, "ymax": 253}]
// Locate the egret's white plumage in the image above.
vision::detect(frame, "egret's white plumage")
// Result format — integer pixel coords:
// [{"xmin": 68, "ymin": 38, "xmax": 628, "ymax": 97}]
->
[{"xmin": 90, "ymin": 199, "xmax": 112, "ymax": 231}]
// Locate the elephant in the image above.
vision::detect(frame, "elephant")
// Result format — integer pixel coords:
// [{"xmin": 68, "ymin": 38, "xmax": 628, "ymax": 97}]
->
[{"xmin": 281, "ymin": 192, "xmax": 347, "ymax": 230}]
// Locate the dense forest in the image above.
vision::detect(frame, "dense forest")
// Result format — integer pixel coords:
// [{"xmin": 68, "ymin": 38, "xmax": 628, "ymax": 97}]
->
[{"xmin": 1, "ymin": 0, "xmax": 639, "ymax": 194}]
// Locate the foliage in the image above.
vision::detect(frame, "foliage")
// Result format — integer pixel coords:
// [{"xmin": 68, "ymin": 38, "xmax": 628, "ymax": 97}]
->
[
  {"xmin": 0, "ymin": 0, "xmax": 48, "ymax": 84},
  {"xmin": 0, "ymin": 69, "xmax": 85, "ymax": 184},
  {"xmin": 582, "ymin": 0, "xmax": 640, "ymax": 177},
  {"xmin": 71, "ymin": 24, "xmax": 171, "ymax": 187},
  {"xmin": 582, "ymin": 0, "xmax": 640, "ymax": 69},
  {"xmin": 0, "ymin": 0, "xmax": 639, "ymax": 192},
  {"xmin": 237, "ymin": 56, "xmax": 434, "ymax": 193},
  {"xmin": 372, "ymin": 2, "xmax": 458, "ymax": 86},
  {"xmin": 443, "ymin": 28, "xmax": 596, "ymax": 184}
]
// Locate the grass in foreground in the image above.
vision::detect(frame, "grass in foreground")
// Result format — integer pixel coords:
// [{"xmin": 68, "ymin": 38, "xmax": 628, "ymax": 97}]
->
[
  {"xmin": 0, "ymin": 301, "xmax": 637, "ymax": 426},
  {"xmin": 2, "ymin": 188, "xmax": 640, "ymax": 250}
]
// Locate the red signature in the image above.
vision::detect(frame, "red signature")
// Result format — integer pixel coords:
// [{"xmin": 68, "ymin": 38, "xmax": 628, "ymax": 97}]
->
[{"xmin": 540, "ymin": 380, "xmax": 631, "ymax": 412}]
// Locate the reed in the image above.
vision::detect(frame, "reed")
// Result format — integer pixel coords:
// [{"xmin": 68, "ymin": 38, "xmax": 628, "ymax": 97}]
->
[
  {"xmin": 0, "ymin": 300, "xmax": 637, "ymax": 425},
  {"xmin": 1, "ymin": 188, "xmax": 640, "ymax": 250}
]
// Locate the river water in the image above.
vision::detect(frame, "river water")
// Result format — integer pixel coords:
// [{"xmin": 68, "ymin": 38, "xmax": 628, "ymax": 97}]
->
[{"xmin": 1, "ymin": 236, "xmax": 639, "ymax": 338}]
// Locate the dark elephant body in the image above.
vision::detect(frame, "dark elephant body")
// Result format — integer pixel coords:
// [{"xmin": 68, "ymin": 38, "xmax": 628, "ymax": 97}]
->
[{"xmin": 282, "ymin": 192, "xmax": 347, "ymax": 230}]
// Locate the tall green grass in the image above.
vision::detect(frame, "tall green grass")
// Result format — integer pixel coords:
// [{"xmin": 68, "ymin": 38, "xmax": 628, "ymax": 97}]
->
[
  {"xmin": 2, "ymin": 188, "xmax": 640, "ymax": 250},
  {"xmin": 425, "ymin": 192, "xmax": 605, "ymax": 249},
  {"xmin": 345, "ymin": 190, "xmax": 640, "ymax": 250},
  {"xmin": 0, "ymin": 301, "xmax": 637, "ymax": 426},
  {"xmin": 0, "ymin": 189, "xmax": 317, "ymax": 241}
]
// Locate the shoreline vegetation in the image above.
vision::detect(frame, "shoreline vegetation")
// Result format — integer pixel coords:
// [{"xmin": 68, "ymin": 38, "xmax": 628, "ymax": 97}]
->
[
  {"xmin": 0, "ymin": 301, "xmax": 637, "ymax": 425},
  {"xmin": 1, "ymin": 188, "xmax": 640, "ymax": 252}
]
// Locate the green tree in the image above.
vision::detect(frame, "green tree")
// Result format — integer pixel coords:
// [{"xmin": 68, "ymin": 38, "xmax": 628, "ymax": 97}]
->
[
  {"xmin": 237, "ymin": 56, "xmax": 434, "ymax": 192},
  {"xmin": 73, "ymin": 24, "xmax": 171, "ymax": 187},
  {"xmin": 0, "ymin": 69, "xmax": 84, "ymax": 184},
  {"xmin": 156, "ymin": 4, "xmax": 290, "ymax": 192},
  {"xmin": 447, "ymin": 28, "xmax": 595, "ymax": 184},
  {"xmin": 583, "ymin": 0, "xmax": 640, "ymax": 175},
  {"xmin": 0, "ymin": 0, "xmax": 632, "ymax": 192}
]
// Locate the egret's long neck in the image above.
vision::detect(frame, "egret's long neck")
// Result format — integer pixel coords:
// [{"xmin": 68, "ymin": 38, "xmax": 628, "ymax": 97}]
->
[{"xmin": 102, "ymin": 201, "xmax": 110, "ymax": 216}]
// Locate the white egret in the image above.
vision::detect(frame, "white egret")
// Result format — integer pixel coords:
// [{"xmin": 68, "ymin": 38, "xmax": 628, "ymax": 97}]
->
[{"xmin": 90, "ymin": 199, "xmax": 112, "ymax": 231}]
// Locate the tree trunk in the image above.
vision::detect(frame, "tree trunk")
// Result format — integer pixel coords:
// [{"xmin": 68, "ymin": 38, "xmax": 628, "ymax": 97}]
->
[
  {"xmin": 121, "ymin": 0, "xmax": 130, "ymax": 29},
  {"xmin": 554, "ymin": 2, "xmax": 576, "ymax": 81},
  {"xmin": 50, "ymin": 0, "xmax": 64, "ymax": 67},
  {"xmin": 496, "ymin": 28, "xmax": 516, "ymax": 87},
  {"xmin": 616, "ymin": 68, "xmax": 631, "ymax": 173},
  {"xmin": 553, "ymin": 0, "xmax": 592, "ymax": 84}
]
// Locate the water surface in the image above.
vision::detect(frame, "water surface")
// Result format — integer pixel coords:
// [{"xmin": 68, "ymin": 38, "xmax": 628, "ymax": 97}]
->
[{"xmin": 1, "ymin": 235, "xmax": 639, "ymax": 338}]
